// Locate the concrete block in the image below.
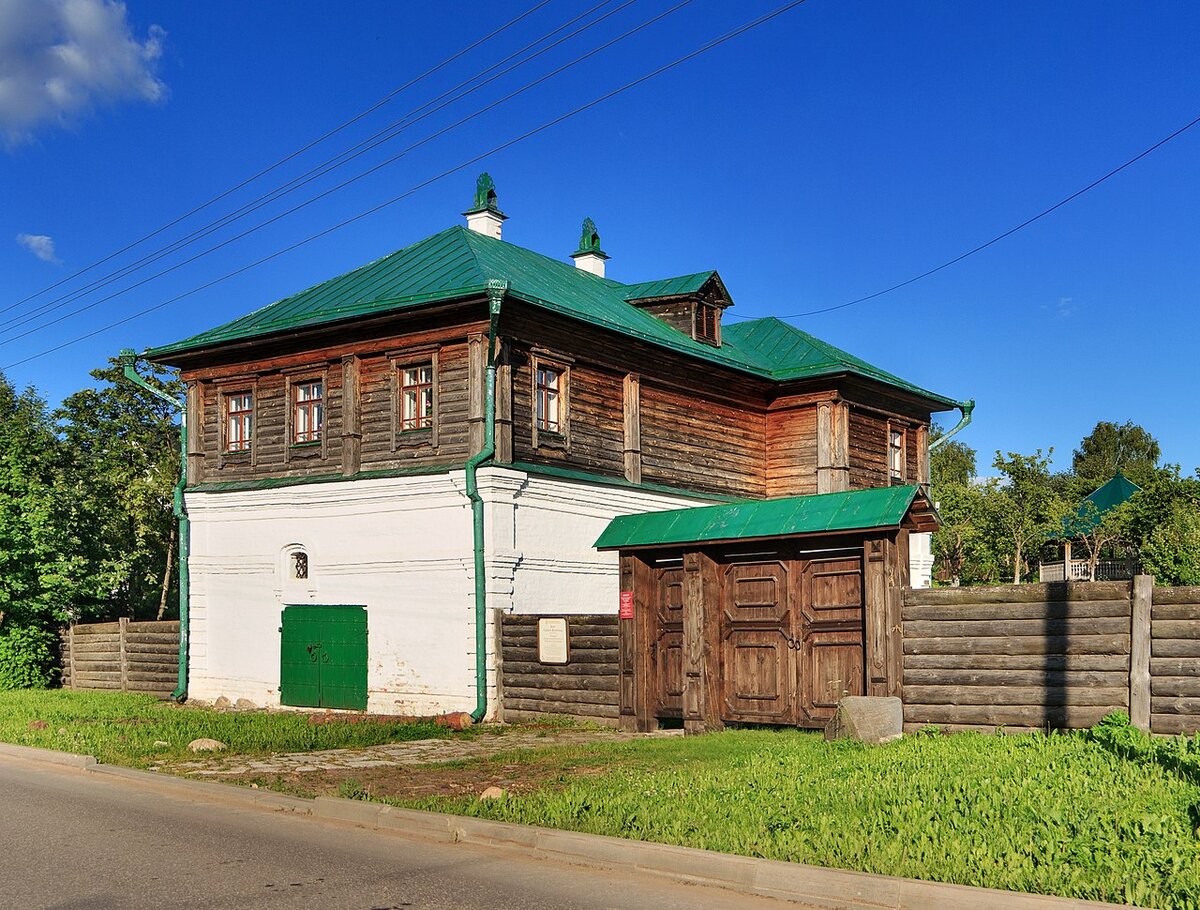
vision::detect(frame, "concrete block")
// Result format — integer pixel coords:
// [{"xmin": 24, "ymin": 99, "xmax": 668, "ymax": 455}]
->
[{"xmin": 825, "ymin": 696, "xmax": 903, "ymax": 745}]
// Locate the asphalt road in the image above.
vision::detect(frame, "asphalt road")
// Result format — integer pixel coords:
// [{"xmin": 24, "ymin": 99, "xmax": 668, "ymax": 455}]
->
[{"xmin": 0, "ymin": 756, "xmax": 800, "ymax": 910}]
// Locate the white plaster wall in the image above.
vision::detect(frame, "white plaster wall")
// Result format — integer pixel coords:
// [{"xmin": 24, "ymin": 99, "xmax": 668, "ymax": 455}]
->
[
  {"xmin": 477, "ymin": 467, "xmax": 716, "ymax": 616},
  {"xmin": 185, "ymin": 473, "xmax": 483, "ymax": 716},
  {"xmin": 909, "ymin": 531, "xmax": 934, "ymax": 589}
]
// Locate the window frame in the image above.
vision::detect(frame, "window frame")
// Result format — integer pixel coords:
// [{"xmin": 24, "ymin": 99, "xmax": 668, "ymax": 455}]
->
[
  {"xmin": 293, "ymin": 379, "xmax": 324, "ymax": 445},
  {"xmin": 389, "ymin": 346, "xmax": 440, "ymax": 450},
  {"xmin": 887, "ymin": 422, "xmax": 907, "ymax": 484},
  {"xmin": 224, "ymin": 390, "xmax": 254, "ymax": 454},
  {"xmin": 694, "ymin": 302, "xmax": 721, "ymax": 345},
  {"xmin": 530, "ymin": 350, "xmax": 571, "ymax": 450},
  {"xmin": 212, "ymin": 375, "xmax": 258, "ymax": 468},
  {"xmin": 283, "ymin": 367, "xmax": 330, "ymax": 462}
]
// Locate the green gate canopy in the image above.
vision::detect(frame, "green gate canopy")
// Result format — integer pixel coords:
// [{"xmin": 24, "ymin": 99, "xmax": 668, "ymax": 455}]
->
[{"xmin": 595, "ymin": 484, "xmax": 938, "ymax": 551}]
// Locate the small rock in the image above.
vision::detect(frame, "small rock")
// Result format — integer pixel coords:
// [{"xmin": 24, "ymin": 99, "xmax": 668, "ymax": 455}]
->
[
  {"xmin": 234, "ymin": 698, "xmax": 256, "ymax": 711},
  {"xmin": 479, "ymin": 786, "xmax": 506, "ymax": 800},
  {"xmin": 56, "ymin": 728, "xmax": 67, "ymax": 735},
  {"xmin": 213, "ymin": 696, "xmax": 232, "ymax": 710},
  {"xmin": 188, "ymin": 738, "xmax": 227, "ymax": 753},
  {"xmin": 824, "ymin": 696, "xmax": 903, "ymax": 745},
  {"xmin": 435, "ymin": 711, "xmax": 474, "ymax": 731},
  {"xmin": 27, "ymin": 720, "xmax": 48, "ymax": 731},
  {"xmin": 153, "ymin": 740, "xmax": 170, "ymax": 748}
]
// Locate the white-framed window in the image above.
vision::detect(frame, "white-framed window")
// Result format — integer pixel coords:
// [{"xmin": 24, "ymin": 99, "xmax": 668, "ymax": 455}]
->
[
  {"xmin": 889, "ymin": 426, "xmax": 906, "ymax": 483},
  {"xmin": 225, "ymin": 391, "xmax": 253, "ymax": 452},
  {"xmin": 294, "ymin": 380, "xmax": 324, "ymax": 444},
  {"xmin": 536, "ymin": 365, "xmax": 562, "ymax": 433}
]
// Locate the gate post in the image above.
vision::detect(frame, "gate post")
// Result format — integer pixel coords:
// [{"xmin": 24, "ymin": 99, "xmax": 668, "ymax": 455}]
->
[
  {"xmin": 682, "ymin": 551, "xmax": 723, "ymax": 735},
  {"xmin": 1130, "ymin": 575, "xmax": 1152, "ymax": 731},
  {"xmin": 119, "ymin": 616, "xmax": 129, "ymax": 692}
]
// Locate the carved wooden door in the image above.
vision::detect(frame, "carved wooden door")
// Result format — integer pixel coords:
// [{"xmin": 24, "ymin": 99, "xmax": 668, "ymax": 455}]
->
[
  {"xmin": 719, "ymin": 558, "xmax": 797, "ymax": 724},
  {"xmin": 651, "ymin": 565, "xmax": 685, "ymax": 718},
  {"xmin": 797, "ymin": 553, "xmax": 865, "ymax": 724}
]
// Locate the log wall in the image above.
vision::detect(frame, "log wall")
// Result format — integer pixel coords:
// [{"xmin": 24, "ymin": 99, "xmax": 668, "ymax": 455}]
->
[
  {"xmin": 497, "ymin": 613, "xmax": 620, "ymax": 725},
  {"xmin": 1149, "ymin": 585, "xmax": 1200, "ymax": 735},
  {"xmin": 61, "ymin": 619, "xmax": 180, "ymax": 698},
  {"xmin": 902, "ymin": 579, "xmax": 1200, "ymax": 736}
]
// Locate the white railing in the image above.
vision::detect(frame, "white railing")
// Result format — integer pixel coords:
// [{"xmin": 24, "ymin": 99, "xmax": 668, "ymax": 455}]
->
[{"xmin": 1039, "ymin": 558, "xmax": 1139, "ymax": 582}]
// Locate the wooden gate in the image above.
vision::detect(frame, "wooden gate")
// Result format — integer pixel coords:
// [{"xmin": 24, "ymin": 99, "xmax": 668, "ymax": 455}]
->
[{"xmin": 645, "ymin": 547, "xmax": 865, "ymax": 728}]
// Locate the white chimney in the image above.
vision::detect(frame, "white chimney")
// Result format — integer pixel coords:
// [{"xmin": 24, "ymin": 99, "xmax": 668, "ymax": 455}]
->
[
  {"xmin": 464, "ymin": 172, "xmax": 507, "ymax": 239},
  {"xmin": 570, "ymin": 217, "xmax": 609, "ymax": 278}
]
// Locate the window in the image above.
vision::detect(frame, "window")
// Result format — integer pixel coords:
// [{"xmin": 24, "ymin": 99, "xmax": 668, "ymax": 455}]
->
[
  {"xmin": 292, "ymin": 551, "xmax": 309, "ymax": 580},
  {"xmin": 889, "ymin": 427, "xmax": 905, "ymax": 482},
  {"xmin": 294, "ymin": 380, "xmax": 324, "ymax": 444},
  {"xmin": 536, "ymin": 366, "xmax": 562, "ymax": 433},
  {"xmin": 226, "ymin": 392, "xmax": 253, "ymax": 452},
  {"xmin": 695, "ymin": 303, "xmax": 720, "ymax": 344},
  {"xmin": 400, "ymin": 363, "xmax": 434, "ymax": 430}
]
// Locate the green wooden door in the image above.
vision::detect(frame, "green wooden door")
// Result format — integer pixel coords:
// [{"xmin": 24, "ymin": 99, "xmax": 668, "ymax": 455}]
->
[{"xmin": 280, "ymin": 605, "xmax": 368, "ymax": 711}]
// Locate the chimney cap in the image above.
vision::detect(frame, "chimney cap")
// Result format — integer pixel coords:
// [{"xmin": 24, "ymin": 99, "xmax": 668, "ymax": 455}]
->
[
  {"xmin": 464, "ymin": 172, "xmax": 507, "ymax": 218},
  {"xmin": 571, "ymin": 217, "xmax": 608, "ymax": 259}
]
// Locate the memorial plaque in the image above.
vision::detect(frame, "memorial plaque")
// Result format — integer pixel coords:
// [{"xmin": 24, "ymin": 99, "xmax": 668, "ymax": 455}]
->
[{"xmin": 537, "ymin": 617, "xmax": 569, "ymax": 665}]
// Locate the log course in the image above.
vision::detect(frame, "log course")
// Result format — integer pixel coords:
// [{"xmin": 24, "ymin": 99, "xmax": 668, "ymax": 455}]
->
[{"xmin": 62, "ymin": 619, "xmax": 179, "ymax": 698}]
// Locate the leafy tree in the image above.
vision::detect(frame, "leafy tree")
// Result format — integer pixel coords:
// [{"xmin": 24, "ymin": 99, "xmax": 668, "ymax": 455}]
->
[
  {"xmin": 930, "ymin": 425, "xmax": 976, "ymax": 487},
  {"xmin": 1062, "ymin": 499, "xmax": 1133, "ymax": 582},
  {"xmin": 988, "ymin": 450, "xmax": 1069, "ymax": 584},
  {"xmin": 1141, "ymin": 504, "xmax": 1200, "ymax": 586},
  {"xmin": 55, "ymin": 359, "xmax": 182, "ymax": 621},
  {"xmin": 931, "ymin": 480, "xmax": 999, "ymax": 585},
  {"xmin": 1072, "ymin": 421, "xmax": 1161, "ymax": 487}
]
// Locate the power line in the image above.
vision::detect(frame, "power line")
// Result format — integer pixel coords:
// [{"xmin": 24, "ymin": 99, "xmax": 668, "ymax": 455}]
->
[
  {"xmin": 0, "ymin": 0, "xmax": 635, "ymax": 336},
  {"xmin": 4, "ymin": 0, "xmax": 809, "ymax": 370},
  {"xmin": 0, "ymin": 0, "xmax": 696, "ymax": 348},
  {"xmin": 0, "ymin": 0, "xmax": 555, "ymax": 318},
  {"xmin": 729, "ymin": 111, "xmax": 1200, "ymax": 321}
]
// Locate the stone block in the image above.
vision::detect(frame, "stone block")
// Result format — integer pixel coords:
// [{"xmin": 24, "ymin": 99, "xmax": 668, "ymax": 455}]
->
[{"xmin": 824, "ymin": 696, "xmax": 902, "ymax": 745}]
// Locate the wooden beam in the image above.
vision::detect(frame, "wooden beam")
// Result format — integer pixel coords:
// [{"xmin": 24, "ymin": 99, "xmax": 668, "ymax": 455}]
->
[
  {"xmin": 683, "ymin": 551, "xmax": 704, "ymax": 732},
  {"xmin": 495, "ymin": 344, "xmax": 512, "ymax": 464},
  {"xmin": 340, "ymin": 354, "xmax": 361, "ymax": 476},
  {"xmin": 623, "ymin": 373, "xmax": 641, "ymax": 484},
  {"xmin": 1130, "ymin": 574, "xmax": 1152, "ymax": 731},
  {"xmin": 467, "ymin": 333, "xmax": 485, "ymax": 455},
  {"xmin": 186, "ymin": 381, "xmax": 205, "ymax": 484},
  {"xmin": 864, "ymin": 536, "xmax": 888, "ymax": 696}
]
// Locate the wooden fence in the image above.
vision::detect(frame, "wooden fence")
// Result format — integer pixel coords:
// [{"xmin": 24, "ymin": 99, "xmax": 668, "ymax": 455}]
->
[
  {"xmin": 61, "ymin": 619, "xmax": 180, "ymax": 698},
  {"xmin": 902, "ymin": 578, "xmax": 1200, "ymax": 735},
  {"xmin": 496, "ymin": 613, "xmax": 620, "ymax": 725}
]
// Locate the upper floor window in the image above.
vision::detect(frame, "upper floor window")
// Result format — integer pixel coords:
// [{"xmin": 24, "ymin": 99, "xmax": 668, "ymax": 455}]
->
[
  {"xmin": 400, "ymin": 363, "xmax": 434, "ymax": 430},
  {"xmin": 294, "ymin": 380, "xmax": 324, "ymax": 444},
  {"xmin": 536, "ymin": 366, "xmax": 562, "ymax": 433},
  {"xmin": 226, "ymin": 392, "xmax": 253, "ymax": 452},
  {"xmin": 889, "ymin": 427, "xmax": 906, "ymax": 482}
]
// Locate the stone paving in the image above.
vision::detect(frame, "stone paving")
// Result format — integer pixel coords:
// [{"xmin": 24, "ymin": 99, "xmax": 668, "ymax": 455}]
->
[{"xmin": 157, "ymin": 726, "xmax": 675, "ymax": 777}]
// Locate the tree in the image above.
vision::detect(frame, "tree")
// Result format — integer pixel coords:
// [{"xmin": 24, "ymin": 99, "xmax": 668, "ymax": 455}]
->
[
  {"xmin": 988, "ymin": 450, "xmax": 1069, "ymax": 584},
  {"xmin": 1120, "ymin": 466, "xmax": 1200, "ymax": 585},
  {"xmin": 931, "ymin": 480, "xmax": 997, "ymax": 585},
  {"xmin": 55, "ymin": 359, "xmax": 182, "ymax": 621},
  {"xmin": 930, "ymin": 424, "xmax": 976, "ymax": 487},
  {"xmin": 1062, "ymin": 498, "xmax": 1132, "ymax": 582},
  {"xmin": 1072, "ymin": 421, "xmax": 1161, "ymax": 487}
]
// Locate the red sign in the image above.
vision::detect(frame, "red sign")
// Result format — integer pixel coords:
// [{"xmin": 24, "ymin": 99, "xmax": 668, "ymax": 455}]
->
[{"xmin": 619, "ymin": 591, "xmax": 634, "ymax": 619}]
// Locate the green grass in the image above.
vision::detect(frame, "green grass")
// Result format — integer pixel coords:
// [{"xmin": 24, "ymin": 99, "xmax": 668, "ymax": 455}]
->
[
  {"xmin": 398, "ymin": 727, "xmax": 1200, "ymax": 909},
  {"xmin": 0, "ymin": 690, "xmax": 457, "ymax": 766}
]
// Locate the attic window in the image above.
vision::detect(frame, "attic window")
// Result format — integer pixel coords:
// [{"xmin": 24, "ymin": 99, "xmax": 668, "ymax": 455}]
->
[{"xmin": 694, "ymin": 303, "xmax": 720, "ymax": 346}]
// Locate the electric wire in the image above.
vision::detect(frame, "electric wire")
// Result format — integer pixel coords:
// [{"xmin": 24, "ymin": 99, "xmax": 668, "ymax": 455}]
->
[
  {"xmin": 0, "ymin": 0, "xmax": 695, "ymax": 349},
  {"xmin": 0, "ymin": 0, "xmax": 635, "ymax": 335},
  {"xmin": 3, "ymin": 0, "xmax": 810, "ymax": 370},
  {"xmin": 0, "ymin": 0, "xmax": 555, "ymax": 317},
  {"xmin": 727, "ymin": 111, "xmax": 1200, "ymax": 321}
]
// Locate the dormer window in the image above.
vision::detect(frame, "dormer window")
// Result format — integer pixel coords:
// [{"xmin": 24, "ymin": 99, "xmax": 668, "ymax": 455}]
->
[{"xmin": 695, "ymin": 303, "xmax": 720, "ymax": 345}]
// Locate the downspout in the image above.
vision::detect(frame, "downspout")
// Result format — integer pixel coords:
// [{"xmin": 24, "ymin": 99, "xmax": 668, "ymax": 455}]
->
[
  {"xmin": 119, "ymin": 349, "xmax": 189, "ymax": 702},
  {"xmin": 929, "ymin": 399, "xmax": 975, "ymax": 451},
  {"xmin": 464, "ymin": 280, "xmax": 506, "ymax": 723}
]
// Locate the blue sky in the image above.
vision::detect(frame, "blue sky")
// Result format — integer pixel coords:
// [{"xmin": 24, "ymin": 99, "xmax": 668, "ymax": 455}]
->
[{"xmin": 3, "ymin": 1, "xmax": 1198, "ymax": 476}]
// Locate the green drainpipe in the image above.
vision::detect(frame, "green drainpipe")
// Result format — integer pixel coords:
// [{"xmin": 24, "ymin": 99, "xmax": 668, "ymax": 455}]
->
[
  {"xmin": 929, "ymin": 399, "xmax": 975, "ymax": 452},
  {"xmin": 465, "ymin": 280, "xmax": 506, "ymax": 723},
  {"xmin": 119, "ymin": 349, "xmax": 189, "ymax": 702}
]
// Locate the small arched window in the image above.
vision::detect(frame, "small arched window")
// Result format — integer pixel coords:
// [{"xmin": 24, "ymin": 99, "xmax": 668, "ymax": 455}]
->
[{"xmin": 292, "ymin": 551, "xmax": 309, "ymax": 580}]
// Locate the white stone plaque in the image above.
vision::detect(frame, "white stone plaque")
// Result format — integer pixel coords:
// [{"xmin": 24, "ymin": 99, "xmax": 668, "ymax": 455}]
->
[{"xmin": 537, "ymin": 617, "xmax": 569, "ymax": 665}]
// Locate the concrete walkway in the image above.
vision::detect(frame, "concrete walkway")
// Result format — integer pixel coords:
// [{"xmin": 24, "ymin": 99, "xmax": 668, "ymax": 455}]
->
[{"xmin": 158, "ymin": 726, "xmax": 672, "ymax": 777}]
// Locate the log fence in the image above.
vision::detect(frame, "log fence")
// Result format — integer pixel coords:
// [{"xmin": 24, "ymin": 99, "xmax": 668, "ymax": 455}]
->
[{"xmin": 61, "ymin": 619, "xmax": 180, "ymax": 698}]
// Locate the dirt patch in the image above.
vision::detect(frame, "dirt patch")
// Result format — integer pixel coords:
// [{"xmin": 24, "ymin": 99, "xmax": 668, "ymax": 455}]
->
[{"xmin": 229, "ymin": 756, "xmax": 613, "ymax": 802}]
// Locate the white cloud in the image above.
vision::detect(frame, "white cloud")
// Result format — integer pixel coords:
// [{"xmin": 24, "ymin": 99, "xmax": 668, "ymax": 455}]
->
[
  {"xmin": 16, "ymin": 232, "xmax": 60, "ymax": 263},
  {"xmin": 0, "ymin": 0, "xmax": 166, "ymax": 144}
]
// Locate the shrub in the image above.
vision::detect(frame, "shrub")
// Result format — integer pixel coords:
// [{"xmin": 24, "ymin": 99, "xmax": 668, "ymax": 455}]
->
[{"xmin": 0, "ymin": 626, "xmax": 58, "ymax": 690}]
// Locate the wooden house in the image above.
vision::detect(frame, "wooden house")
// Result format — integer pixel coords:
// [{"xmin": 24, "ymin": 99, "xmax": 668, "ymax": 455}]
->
[{"xmin": 145, "ymin": 175, "xmax": 964, "ymax": 727}]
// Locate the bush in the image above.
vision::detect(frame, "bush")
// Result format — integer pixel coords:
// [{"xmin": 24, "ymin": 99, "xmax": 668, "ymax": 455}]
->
[
  {"xmin": 0, "ymin": 626, "xmax": 58, "ymax": 690},
  {"xmin": 1141, "ymin": 505, "xmax": 1200, "ymax": 586}
]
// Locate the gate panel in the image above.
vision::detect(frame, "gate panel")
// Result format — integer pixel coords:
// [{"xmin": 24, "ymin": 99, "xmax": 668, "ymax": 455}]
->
[
  {"xmin": 653, "ymin": 567, "xmax": 685, "ymax": 717},
  {"xmin": 720, "ymin": 561, "xmax": 795, "ymax": 723},
  {"xmin": 799, "ymin": 555, "xmax": 864, "ymax": 724},
  {"xmin": 279, "ymin": 605, "xmax": 368, "ymax": 711}
]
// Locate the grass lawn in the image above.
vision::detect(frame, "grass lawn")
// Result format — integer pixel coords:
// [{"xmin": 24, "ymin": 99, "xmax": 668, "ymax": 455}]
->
[
  {"xmin": 391, "ymin": 727, "xmax": 1200, "ymax": 909},
  {"xmin": 0, "ymin": 690, "xmax": 459, "ymax": 766}
]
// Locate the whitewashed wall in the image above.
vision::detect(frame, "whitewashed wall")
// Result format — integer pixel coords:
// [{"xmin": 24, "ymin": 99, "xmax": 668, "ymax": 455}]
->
[
  {"xmin": 909, "ymin": 531, "xmax": 934, "ymax": 589},
  {"xmin": 184, "ymin": 467, "xmax": 710, "ymax": 717}
]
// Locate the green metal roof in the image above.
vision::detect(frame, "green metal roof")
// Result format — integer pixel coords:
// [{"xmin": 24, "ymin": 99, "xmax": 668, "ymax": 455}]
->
[
  {"xmin": 146, "ymin": 225, "xmax": 956, "ymax": 407},
  {"xmin": 595, "ymin": 484, "xmax": 932, "ymax": 550}
]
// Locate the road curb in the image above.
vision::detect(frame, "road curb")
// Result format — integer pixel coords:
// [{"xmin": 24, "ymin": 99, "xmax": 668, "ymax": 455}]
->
[
  {"xmin": 2, "ymin": 745, "xmax": 1141, "ymax": 910},
  {"xmin": 0, "ymin": 741, "xmax": 97, "ymax": 768}
]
